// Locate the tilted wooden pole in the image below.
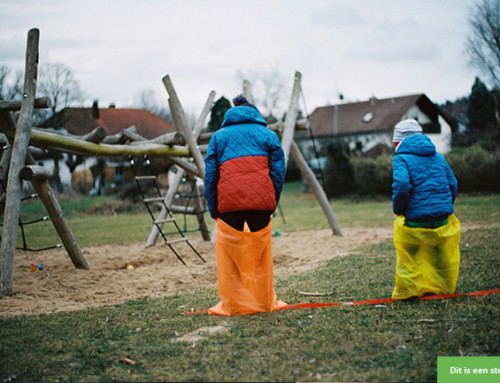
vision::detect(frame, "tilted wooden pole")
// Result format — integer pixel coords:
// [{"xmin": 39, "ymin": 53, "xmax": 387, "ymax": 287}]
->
[
  {"xmin": 146, "ymin": 90, "xmax": 215, "ymax": 246},
  {"xmin": 162, "ymin": 75, "xmax": 206, "ymax": 175},
  {"xmin": 1, "ymin": 29, "xmax": 39, "ymax": 296},
  {"xmin": 19, "ymin": 167, "xmax": 90, "ymax": 269},
  {"xmin": 290, "ymin": 142, "xmax": 343, "ymax": 236},
  {"xmin": 278, "ymin": 71, "xmax": 343, "ymax": 236}
]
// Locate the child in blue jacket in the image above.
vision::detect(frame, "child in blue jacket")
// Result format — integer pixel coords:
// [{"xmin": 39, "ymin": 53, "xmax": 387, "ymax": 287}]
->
[
  {"xmin": 204, "ymin": 95, "xmax": 285, "ymax": 232},
  {"xmin": 392, "ymin": 119, "xmax": 458, "ymax": 226},
  {"xmin": 391, "ymin": 119, "xmax": 460, "ymax": 299}
]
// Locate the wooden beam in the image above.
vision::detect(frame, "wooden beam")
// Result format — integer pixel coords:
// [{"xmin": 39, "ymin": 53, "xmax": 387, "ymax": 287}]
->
[
  {"xmin": 1, "ymin": 28, "xmax": 40, "ymax": 296},
  {"xmin": 0, "ymin": 97, "xmax": 51, "ymax": 111},
  {"xmin": 10, "ymin": 127, "xmax": 191, "ymax": 158}
]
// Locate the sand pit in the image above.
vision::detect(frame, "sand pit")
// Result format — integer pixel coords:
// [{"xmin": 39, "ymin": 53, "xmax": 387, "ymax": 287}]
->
[{"xmin": 0, "ymin": 226, "xmax": 395, "ymax": 318}]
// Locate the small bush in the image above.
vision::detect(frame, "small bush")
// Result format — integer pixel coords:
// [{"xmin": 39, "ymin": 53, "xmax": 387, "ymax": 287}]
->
[
  {"xmin": 352, "ymin": 155, "xmax": 393, "ymax": 196},
  {"xmin": 446, "ymin": 145, "xmax": 500, "ymax": 192},
  {"xmin": 323, "ymin": 141, "xmax": 357, "ymax": 197}
]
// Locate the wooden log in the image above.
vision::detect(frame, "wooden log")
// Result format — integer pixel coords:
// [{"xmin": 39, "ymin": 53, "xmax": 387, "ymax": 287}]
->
[
  {"xmin": 168, "ymin": 157, "xmax": 201, "ymax": 178},
  {"xmin": 0, "ymin": 97, "xmax": 51, "ymax": 111},
  {"xmin": 163, "ymin": 75, "xmax": 206, "ymax": 176},
  {"xmin": 130, "ymin": 131, "xmax": 186, "ymax": 146},
  {"xmin": 1, "ymin": 28, "xmax": 40, "ymax": 296},
  {"xmin": 20, "ymin": 165, "xmax": 52, "ymax": 180},
  {"xmin": 290, "ymin": 141, "xmax": 343, "ymax": 236},
  {"xmin": 9, "ymin": 127, "xmax": 191, "ymax": 158},
  {"xmin": 101, "ymin": 126, "xmax": 136, "ymax": 144},
  {"xmin": 281, "ymin": 71, "xmax": 302, "ymax": 165},
  {"xmin": 194, "ymin": 91, "xmax": 216, "ymax": 138},
  {"xmin": 30, "ymin": 178, "xmax": 90, "ymax": 269},
  {"xmin": 81, "ymin": 126, "xmax": 108, "ymax": 143},
  {"xmin": 268, "ymin": 119, "xmax": 308, "ymax": 133},
  {"xmin": 197, "ymin": 132, "xmax": 213, "ymax": 144},
  {"xmin": 120, "ymin": 126, "xmax": 144, "ymax": 142}
]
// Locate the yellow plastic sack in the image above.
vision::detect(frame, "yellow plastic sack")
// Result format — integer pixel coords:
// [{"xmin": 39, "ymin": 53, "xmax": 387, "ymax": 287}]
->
[
  {"xmin": 208, "ymin": 217, "xmax": 287, "ymax": 316},
  {"xmin": 392, "ymin": 214, "xmax": 461, "ymax": 300}
]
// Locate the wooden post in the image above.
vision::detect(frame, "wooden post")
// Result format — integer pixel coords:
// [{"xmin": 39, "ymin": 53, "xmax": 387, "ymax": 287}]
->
[
  {"xmin": 290, "ymin": 141, "xmax": 343, "ymax": 236},
  {"xmin": 281, "ymin": 71, "xmax": 302, "ymax": 165},
  {"xmin": 1, "ymin": 28, "xmax": 40, "ymax": 296}
]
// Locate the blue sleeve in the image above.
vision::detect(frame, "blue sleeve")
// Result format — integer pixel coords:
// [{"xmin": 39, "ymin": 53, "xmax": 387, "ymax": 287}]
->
[
  {"xmin": 446, "ymin": 162, "xmax": 458, "ymax": 203},
  {"xmin": 268, "ymin": 132, "xmax": 286, "ymax": 204},
  {"xmin": 392, "ymin": 155, "xmax": 411, "ymax": 216},
  {"xmin": 204, "ymin": 135, "xmax": 219, "ymax": 218}
]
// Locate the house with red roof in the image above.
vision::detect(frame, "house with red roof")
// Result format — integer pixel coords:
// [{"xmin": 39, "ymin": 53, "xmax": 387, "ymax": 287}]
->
[
  {"xmin": 41, "ymin": 101, "xmax": 176, "ymax": 194},
  {"xmin": 297, "ymin": 94, "xmax": 453, "ymax": 156}
]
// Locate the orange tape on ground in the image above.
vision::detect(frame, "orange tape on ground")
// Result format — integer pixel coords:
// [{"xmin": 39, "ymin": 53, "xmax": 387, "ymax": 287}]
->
[{"xmin": 183, "ymin": 289, "xmax": 500, "ymax": 315}]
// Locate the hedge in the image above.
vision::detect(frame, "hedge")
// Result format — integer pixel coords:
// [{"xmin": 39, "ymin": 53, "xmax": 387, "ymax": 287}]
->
[{"xmin": 320, "ymin": 144, "xmax": 500, "ymax": 197}]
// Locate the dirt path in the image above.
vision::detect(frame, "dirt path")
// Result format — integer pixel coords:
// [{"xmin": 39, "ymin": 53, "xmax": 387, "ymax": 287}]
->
[{"xmin": 2, "ymin": 221, "xmax": 491, "ymax": 318}]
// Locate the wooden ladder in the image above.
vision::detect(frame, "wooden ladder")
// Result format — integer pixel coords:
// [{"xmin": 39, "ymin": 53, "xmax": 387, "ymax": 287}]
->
[{"xmin": 131, "ymin": 156, "xmax": 206, "ymax": 265}]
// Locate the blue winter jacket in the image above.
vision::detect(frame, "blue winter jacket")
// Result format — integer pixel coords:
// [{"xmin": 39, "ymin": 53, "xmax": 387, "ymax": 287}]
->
[
  {"xmin": 392, "ymin": 134, "xmax": 458, "ymax": 222},
  {"xmin": 204, "ymin": 105, "xmax": 286, "ymax": 219}
]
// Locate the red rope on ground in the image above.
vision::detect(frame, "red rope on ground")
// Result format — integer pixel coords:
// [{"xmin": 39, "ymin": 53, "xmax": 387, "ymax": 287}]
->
[{"xmin": 183, "ymin": 289, "xmax": 500, "ymax": 315}]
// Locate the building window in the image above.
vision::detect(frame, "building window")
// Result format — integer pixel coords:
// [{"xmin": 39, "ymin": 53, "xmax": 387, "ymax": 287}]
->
[{"xmin": 362, "ymin": 112, "xmax": 374, "ymax": 123}]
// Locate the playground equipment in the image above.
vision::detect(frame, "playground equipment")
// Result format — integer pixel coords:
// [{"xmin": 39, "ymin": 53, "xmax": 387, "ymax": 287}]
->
[{"xmin": 0, "ymin": 28, "xmax": 343, "ymax": 298}]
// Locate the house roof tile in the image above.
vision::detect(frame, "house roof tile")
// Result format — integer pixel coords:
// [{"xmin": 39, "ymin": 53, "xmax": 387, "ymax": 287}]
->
[
  {"xmin": 304, "ymin": 94, "xmax": 440, "ymax": 138},
  {"xmin": 58, "ymin": 107, "xmax": 175, "ymax": 139}
]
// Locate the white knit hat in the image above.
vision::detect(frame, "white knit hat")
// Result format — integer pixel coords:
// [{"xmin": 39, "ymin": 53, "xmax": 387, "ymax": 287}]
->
[{"xmin": 393, "ymin": 119, "xmax": 423, "ymax": 143}]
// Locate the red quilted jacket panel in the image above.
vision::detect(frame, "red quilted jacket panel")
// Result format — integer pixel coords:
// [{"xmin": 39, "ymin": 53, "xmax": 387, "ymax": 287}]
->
[{"xmin": 217, "ymin": 155, "xmax": 276, "ymax": 213}]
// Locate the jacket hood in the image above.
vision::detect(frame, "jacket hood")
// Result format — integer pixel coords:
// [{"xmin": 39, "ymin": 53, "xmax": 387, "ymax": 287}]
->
[
  {"xmin": 396, "ymin": 134, "xmax": 436, "ymax": 156},
  {"xmin": 221, "ymin": 105, "xmax": 267, "ymax": 128}
]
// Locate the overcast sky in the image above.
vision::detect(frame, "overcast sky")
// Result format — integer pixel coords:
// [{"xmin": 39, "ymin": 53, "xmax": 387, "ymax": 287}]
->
[{"xmin": 0, "ymin": 0, "xmax": 481, "ymax": 117}]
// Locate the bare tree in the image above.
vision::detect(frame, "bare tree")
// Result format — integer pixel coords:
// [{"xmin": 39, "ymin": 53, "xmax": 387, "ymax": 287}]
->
[
  {"xmin": 237, "ymin": 66, "xmax": 287, "ymax": 119},
  {"xmin": 37, "ymin": 62, "xmax": 84, "ymax": 126},
  {"xmin": 133, "ymin": 88, "xmax": 172, "ymax": 122},
  {"xmin": 466, "ymin": 0, "xmax": 500, "ymax": 89},
  {"xmin": 0, "ymin": 64, "xmax": 23, "ymax": 100}
]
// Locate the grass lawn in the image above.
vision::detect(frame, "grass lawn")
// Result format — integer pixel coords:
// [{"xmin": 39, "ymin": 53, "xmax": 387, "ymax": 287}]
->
[{"xmin": 1, "ymin": 185, "xmax": 499, "ymax": 382}]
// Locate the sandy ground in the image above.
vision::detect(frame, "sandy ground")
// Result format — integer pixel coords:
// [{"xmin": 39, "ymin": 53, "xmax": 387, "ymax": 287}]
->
[
  {"xmin": 6, "ymin": 222, "xmax": 493, "ymax": 318},
  {"xmin": 0, "ymin": 226, "xmax": 394, "ymax": 317}
]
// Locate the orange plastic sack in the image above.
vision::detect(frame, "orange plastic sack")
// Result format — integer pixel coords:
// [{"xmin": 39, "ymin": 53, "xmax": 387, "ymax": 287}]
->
[
  {"xmin": 392, "ymin": 214, "xmax": 461, "ymax": 300},
  {"xmin": 208, "ymin": 218, "xmax": 287, "ymax": 316}
]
